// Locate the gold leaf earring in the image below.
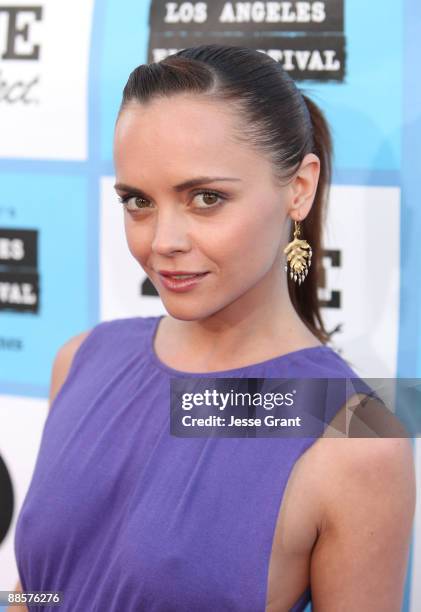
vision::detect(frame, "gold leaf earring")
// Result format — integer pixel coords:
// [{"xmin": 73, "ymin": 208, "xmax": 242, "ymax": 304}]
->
[{"xmin": 283, "ymin": 217, "xmax": 312, "ymax": 285}]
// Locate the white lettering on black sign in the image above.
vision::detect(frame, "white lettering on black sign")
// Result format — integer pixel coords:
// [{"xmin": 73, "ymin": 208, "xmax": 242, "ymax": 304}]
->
[
  {"xmin": 0, "ymin": 229, "xmax": 37, "ymax": 266},
  {"xmin": 0, "ymin": 229, "xmax": 39, "ymax": 312},
  {"xmin": 149, "ymin": 32, "xmax": 345, "ymax": 81},
  {"xmin": 151, "ymin": 1, "xmax": 342, "ymax": 32},
  {"xmin": 0, "ymin": 273, "xmax": 39, "ymax": 311},
  {"xmin": 149, "ymin": 0, "xmax": 345, "ymax": 81},
  {"xmin": 218, "ymin": 2, "xmax": 326, "ymax": 24}
]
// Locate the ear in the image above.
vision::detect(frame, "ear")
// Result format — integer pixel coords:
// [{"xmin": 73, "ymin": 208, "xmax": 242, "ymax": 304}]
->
[{"xmin": 288, "ymin": 153, "xmax": 321, "ymax": 221}]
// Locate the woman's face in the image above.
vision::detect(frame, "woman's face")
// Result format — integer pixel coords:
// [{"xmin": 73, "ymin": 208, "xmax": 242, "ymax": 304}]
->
[{"xmin": 113, "ymin": 94, "xmax": 297, "ymax": 321}]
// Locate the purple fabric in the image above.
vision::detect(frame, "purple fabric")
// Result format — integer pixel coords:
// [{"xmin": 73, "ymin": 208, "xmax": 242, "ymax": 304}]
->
[{"xmin": 15, "ymin": 316, "xmax": 373, "ymax": 611}]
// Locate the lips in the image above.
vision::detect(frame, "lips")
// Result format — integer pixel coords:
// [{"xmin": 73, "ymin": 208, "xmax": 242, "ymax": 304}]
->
[
  {"xmin": 157, "ymin": 271, "xmax": 210, "ymax": 292},
  {"xmin": 158, "ymin": 271, "xmax": 208, "ymax": 277}
]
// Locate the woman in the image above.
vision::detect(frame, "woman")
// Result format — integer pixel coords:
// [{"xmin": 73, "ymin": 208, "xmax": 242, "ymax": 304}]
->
[{"xmin": 13, "ymin": 45, "xmax": 415, "ymax": 611}]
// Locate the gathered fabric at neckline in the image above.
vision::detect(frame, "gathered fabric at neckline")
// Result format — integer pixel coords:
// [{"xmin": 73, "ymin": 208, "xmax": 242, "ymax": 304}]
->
[{"xmin": 147, "ymin": 314, "xmax": 335, "ymax": 377}]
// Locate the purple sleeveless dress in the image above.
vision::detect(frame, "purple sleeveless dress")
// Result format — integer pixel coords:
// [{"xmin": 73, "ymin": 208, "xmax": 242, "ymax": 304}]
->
[{"xmin": 14, "ymin": 315, "xmax": 374, "ymax": 611}]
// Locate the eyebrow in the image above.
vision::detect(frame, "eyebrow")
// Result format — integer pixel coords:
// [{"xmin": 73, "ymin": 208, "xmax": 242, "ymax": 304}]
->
[{"xmin": 113, "ymin": 176, "xmax": 242, "ymax": 197}]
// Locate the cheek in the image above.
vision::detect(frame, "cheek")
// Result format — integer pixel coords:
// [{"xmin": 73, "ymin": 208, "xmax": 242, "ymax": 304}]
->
[
  {"xmin": 124, "ymin": 217, "xmax": 149, "ymax": 263},
  {"xmin": 212, "ymin": 207, "xmax": 281, "ymax": 267}
]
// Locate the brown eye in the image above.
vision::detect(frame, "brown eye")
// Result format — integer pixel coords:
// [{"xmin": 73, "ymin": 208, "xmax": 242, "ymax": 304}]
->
[
  {"xmin": 193, "ymin": 191, "xmax": 225, "ymax": 209},
  {"xmin": 119, "ymin": 196, "xmax": 152, "ymax": 210}
]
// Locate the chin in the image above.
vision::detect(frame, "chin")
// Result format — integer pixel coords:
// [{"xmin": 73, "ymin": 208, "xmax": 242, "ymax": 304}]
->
[
  {"xmin": 162, "ymin": 303, "xmax": 214, "ymax": 322},
  {"xmin": 167, "ymin": 311, "xmax": 204, "ymax": 322}
]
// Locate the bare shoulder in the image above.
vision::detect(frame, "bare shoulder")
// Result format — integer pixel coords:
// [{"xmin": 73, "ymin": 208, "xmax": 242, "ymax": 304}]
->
[
  {"xmin": 316, "ymin": 434, "xmax": 416, "ymax": 521},
  {"xmin": 49, "ymin": 329, "xmax": 92, "ymax": 407},
  {"xmin": 308, "ymin": 421, "xmax": 416, "ymax": 610},
  {"xmin": 315, "ymin": 391, "xmax": 417, "ymax": 540}
]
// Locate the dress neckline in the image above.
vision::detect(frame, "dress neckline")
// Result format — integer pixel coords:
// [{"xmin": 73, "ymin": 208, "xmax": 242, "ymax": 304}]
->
[{"xmin": 148, "ymin": 315, "xmax": 334, "ymax": 377}]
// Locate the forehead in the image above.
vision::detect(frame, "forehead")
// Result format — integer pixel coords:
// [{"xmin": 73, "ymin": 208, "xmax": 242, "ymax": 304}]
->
[
  {"xmin": 115, "ymin": 95, "xmax": 235, "ymax": 149},
  {"xmin": 113, "ymin": 95, "xmax": 271, "ymax": 182}
]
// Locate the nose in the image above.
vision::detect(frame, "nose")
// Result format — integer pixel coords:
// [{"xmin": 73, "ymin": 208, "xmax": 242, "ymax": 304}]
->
[{"xmin": 150, "ymin": 207, "xmax": 191, "ymax": 256}]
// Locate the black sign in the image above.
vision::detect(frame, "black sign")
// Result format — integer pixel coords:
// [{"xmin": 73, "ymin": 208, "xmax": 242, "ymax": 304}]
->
[
  {"xmin": 149, "ymin": 32, "xmax": 345, "ymax": 81},
  {"xmin": 0, "ymin": 228, "xmax": 39, "ymax": 313},
  {"xmin": 0, "ymin": 228, "xmax": 38, "ymax": 267},
  {"xmin": 148, "ymin": 0, "xmax": 346, "ymax": 82},
  {"xmin": 0, "ymin": 270, "xmax": 39, "ymax": 312},
  {"xmin": 149, "ymin": 1, "xmax": 343, "ymax": 33}
]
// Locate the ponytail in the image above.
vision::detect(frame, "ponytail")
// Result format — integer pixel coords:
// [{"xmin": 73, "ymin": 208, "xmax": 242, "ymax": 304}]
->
[{"xmin": 287, "ymin": 93, "xmax": 333, "ymax": 345}]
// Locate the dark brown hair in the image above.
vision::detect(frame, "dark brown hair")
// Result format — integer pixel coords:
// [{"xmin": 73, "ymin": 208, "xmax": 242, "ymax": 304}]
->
[{"xmin": 119, "ymin": 44, "xmax": 333, "ymax": 344}]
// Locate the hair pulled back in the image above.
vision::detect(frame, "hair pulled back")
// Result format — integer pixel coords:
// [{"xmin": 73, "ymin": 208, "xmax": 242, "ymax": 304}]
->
[{"xmin": 119, "ymin": 44, "xmax": 333, "ymax": 344}]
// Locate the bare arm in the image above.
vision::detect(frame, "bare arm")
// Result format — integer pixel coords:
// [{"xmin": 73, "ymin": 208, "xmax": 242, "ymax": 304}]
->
[
  {"xmin": 7, "ymin": 330, "xmax": 91, "ymax": 612},
  {"xmin": 310, "ymin": 436, "xmax": 416, "ymax": 611},
  {"xmin": 48, "ymin": 330, "xmax": 92, "ymax": 405}
]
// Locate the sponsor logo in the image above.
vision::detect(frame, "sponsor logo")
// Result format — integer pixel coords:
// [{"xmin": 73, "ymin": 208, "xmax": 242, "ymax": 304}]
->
[
  {"xmin": 320, "ymin": 249, "xmax": 341, "ymax": 309},
  {"xmin": 148, "ymin": 1, "xmax": 345, "ymax": 81},
  {"xmin": 0, "ymin": 229, "xmax": 39, "ymax": 312},
  {"xmin": 0, "ymin": 6, "xmax": 42, "ymax": 104}
]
